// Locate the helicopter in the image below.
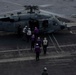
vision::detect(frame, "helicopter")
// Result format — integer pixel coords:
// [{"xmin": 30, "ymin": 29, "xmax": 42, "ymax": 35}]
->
[{"xmin": 0, "ymin": 5, "xmax": 75, "ymax": 34}]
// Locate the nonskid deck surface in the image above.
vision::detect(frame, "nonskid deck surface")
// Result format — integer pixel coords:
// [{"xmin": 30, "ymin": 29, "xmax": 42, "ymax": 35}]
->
[
  {"xmin": 0, "ymin": 26, "xmax": 76, "ymax": 59},
  {"xmin": 0, "ymin": 32, "xmax": 76, "ymax": 75}
]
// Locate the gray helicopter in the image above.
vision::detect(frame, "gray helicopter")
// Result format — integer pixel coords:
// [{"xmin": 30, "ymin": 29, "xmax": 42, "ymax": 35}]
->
[{"xmin": 0, "ymin": 5, "xmax": 75, "ymax": 33}]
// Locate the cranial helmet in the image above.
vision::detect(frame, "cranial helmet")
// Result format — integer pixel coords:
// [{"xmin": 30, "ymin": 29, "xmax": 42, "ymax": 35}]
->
[
  {"xmin": 44, "ymin": 67, "xmax": 47, "ymax": 71},
  {"xmin": 36, "ymin": 43, "xmax": 38, "ymax": 45}
]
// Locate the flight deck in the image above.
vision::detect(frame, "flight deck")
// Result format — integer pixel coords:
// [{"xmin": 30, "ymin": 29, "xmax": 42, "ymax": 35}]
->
[
  {"xmin": 0, "ymin": 25, "xmax": 76, "ymax": 59},
  {"xmin": 0, "ymin": 1, "xmax": 76, "ymax": 75}
]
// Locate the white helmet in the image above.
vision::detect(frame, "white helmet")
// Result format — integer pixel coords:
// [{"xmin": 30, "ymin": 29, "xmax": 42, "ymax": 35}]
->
[
  {"xmin": 44, "ymin": 67, "xmax": 47, "ymax": 71},
  {"xmin": 36, "ymin": 43, "xmax": 38, "ymax": 45}
]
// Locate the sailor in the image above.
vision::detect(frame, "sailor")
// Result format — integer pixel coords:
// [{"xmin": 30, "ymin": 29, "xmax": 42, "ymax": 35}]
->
[
  {"xmin": 22, "ymin": 26, "xmax": 27, "ymax": 40},
  {"xmin": 42, "ymin": 67, "xmax": 48, "ymax": 75},
  {"xmin": 36, "ymin": 37, "xmax": 42, "ymax": 47},
  {"xmin": 34, "ymin": 27, "xmax": 39, "ymax": 38},
  {"xmin": 35, "ymin": 43, "xmax": 41, "ymax": 61},
  {"xmin": 31, "ymin": 34, "xmax": 36, "ymax": 50},
  {"xmin": 17, "ymin": 25, "xmax": 22, "ymax": 37},
  {"xmin": 26, "ymin": 28, "xmax": 32, "ymax": 42},
  {"xmin": 42, "ymin": 37, "xmax": 48, "ymax": 55}
]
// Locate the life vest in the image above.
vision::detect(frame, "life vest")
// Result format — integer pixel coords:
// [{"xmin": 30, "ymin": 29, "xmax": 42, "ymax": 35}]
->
[
  {"xmin": 27, "ymin": 30, "xmax": 31, "ymax": 35},
  {"xmin": 35, "ymin": 45, "xmax": 41, "ymax": 53},
  {"xmin": 43, "ymin": 39, "xmax": 48, "ymax": 45}
]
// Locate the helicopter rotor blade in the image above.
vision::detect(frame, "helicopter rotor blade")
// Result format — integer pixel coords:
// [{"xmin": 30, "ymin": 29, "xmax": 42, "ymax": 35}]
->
[
  {"xmin": 0, "ymin": 0, "xmax": 24, "ymax": 16},
  {"xmin": 40, "ymin": 9, "xmax": 76, "ymax": 22},
  {"xmin": 1, "ymin": 0, "xmax": 53, "ymax": 8},
  {"xmin": 1, "ymin": 0, "xmax": 22, "ymax": 6},
  {"xmin": 0, "ymin": 0, "xmax": 76, "ymax": 23},
  {"xmin": 39, "ymin": 4, "xmax": 53, "ymax": 8},
  {"xmin": 0, "ymin": 9, "xmax": 24, "ymax": 15},
  {"xmin": 0, "ymin": 0, "xmax": 53, "ymax": 16}
]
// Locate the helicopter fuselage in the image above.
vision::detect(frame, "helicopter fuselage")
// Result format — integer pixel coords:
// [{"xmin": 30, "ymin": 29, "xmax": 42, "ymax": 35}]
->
[{"xmin": 0, "ymin": 13, "xmax": 66, "ymax": 33}]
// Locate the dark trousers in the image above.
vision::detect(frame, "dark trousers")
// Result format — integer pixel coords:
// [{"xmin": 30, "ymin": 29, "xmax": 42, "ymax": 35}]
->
[
  {"xmin": 35, "ymin": 33, "xmax": 39, "ymax": 39},
  {"xmin": 43, "ymin": 45, "xmax": 47, "ymax": 55},
  {"xmin": 22, "ymin": 33, "xmax": 26, "ymax": 40},
  {"xmin": 17, "ymin": 28, "xmax": 22, "ymax": 38},
  {"xmin": 31, "ymin": 41, "xmax": 35, "ymax": 50},
  {"xmin": 36, "ymin": 52, "xmax": 40, "ymax": 61},
  {"xmin": 27, "ymin": 35, "xmax": 31, "ymax": 42}
]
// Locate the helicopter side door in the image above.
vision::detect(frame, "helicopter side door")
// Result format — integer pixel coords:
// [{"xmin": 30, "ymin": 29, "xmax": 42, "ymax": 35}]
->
[
  {"xmin": 29, "ymin": 19, "xmax": 39, "ymax": 31},
  {"xmin": 42, "ymin": 20, "xmax": 48, "ymax": 33}
]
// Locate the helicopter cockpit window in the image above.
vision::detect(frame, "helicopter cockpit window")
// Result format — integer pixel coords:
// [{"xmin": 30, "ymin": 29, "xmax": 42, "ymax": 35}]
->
[
  {"xmin": 53, "ymin": 21, "xmax": 57, "ymax": 26},
  {"xmin": 42, "ymin": 20, "xmax": 48, "ymax": 28}
]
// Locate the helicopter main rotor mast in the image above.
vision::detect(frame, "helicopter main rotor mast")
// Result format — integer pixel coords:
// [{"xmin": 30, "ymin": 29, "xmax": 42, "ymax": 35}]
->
[
  {"xmin": 24, "ymin": 5, "xmax": 39, "ymax": 13},
  {"xmin": 0, "ymin": 0, "xmax": 75, "ymax": 22}
]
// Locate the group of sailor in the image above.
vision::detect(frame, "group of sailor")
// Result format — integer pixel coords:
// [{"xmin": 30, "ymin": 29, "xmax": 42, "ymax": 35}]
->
[{"xmin": 21, "ymin": 26, "xmax": 48, "ymax": 61}]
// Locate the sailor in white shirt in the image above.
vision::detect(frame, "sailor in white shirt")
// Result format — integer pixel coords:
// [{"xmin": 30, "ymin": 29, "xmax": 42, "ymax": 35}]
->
[
  {"xmin": 26, "ymin": 28, "xmax": 32, "ymax": 42},
  {"xmin": 42, "ymin": 37, "xmax": 48, "ymax": 55},
  {"xmin": 22, "ymin": 26, "xmax": 27, "ymax": 40}
]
